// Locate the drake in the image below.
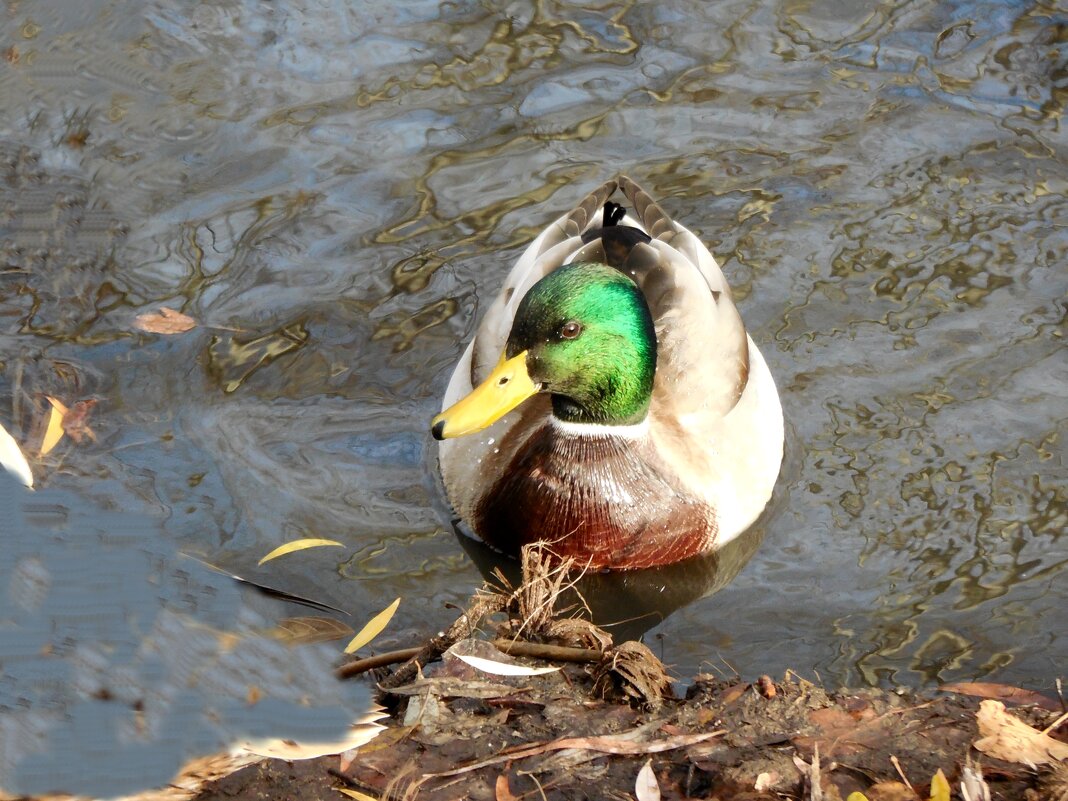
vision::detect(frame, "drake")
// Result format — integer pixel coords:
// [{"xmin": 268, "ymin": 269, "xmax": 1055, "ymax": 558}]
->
[{"xmin": 431, "ymin": 176, "xmax": 783, "ymax": 570}]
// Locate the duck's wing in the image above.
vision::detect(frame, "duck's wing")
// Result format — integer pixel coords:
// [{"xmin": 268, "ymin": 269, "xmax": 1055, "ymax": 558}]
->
[
  {"xmin": 615, "ymin": 176, "xmax": 749, "ymax": 419},
  {"xmin": 468, "ymin": 180, "xmax": 618, "ymax": 386}
]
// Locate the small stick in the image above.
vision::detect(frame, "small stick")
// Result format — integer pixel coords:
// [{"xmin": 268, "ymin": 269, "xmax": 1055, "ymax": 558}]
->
[
  {"xmin": 1040, "ymin": 708, "xmax": 1068, "ymax": 736},
  {"xmin": 890, "ymin": 755, "xmax": 914, "ymax": 792},
  {"xmin": 492, "ymin": 638, "xmax": 602, "ymax": 663},
  {"xmin": 336, "ymin": 647, "xmax": 422, "ymax": 679},
  {"xmin": 378, "ymin": 594, "xmax": 503, "ymax": 690}
]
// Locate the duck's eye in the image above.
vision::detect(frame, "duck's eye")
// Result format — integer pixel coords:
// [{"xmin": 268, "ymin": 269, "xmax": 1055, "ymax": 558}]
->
[{"xmin": 559, "ymin": 321, "xmax": 583, "ymax": 340}]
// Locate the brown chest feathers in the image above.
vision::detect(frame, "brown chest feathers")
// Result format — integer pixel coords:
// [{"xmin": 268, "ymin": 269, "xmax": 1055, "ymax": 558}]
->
[{"xmin": 475, "ymin": 425, "xmax": 718, "ymax": 570}]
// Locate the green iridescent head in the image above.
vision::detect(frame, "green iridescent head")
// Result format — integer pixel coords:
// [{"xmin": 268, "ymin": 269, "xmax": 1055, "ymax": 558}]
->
[
  {"xmin": 512, "ymin": 263, "xmax": 656, "ymax": 425},
  {"xmin": 432, "ymin": 262, "xmax": 657, "ymax": 438}
]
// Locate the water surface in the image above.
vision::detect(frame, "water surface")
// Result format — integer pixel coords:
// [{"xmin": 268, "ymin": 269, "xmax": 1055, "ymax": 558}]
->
[{"xmin": 0, "ymin": 0, "xmax": 1065, "ymax": 795}]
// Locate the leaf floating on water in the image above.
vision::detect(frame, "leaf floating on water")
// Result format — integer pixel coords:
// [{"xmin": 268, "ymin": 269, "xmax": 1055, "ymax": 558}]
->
[
  {"xmin": 60, "ymin": 399, "xmax": 97, "ymax": 444},
  {"xmin": 40, "ymin": 397, "xmax": 67, "ymax": 455},
  {"xmin": 635, "ymin": 759, "xmax": 660, "ymax": 801},
  {"xmin": 258, "ymin": 538, "xmax": 344, "ymax": 565},
  {"xmin": 455, "ymin": 653, "xmax": 560, "ymax": 677},
  {"xmin": 0, "ymin": 420, "xmax": 33, "ymax": 488},
  {"xmin": 940, "ymin": 681, "xmax": 1060, "ymax": 711},
  {"xmin": 267, "ymin": 616, "xmax": 354, "ymax": 645},
  {"xmin": 344, "ymin": 597, "xmax": 401, "ymax": 654},
  {"xmin": 928, "ymin": 769, "xmax": 950, "ymax": 801},
  {"xmin": 974, "ymin": 699, "xmax": 1068, "ymax": 766},
  {"xmin": 134, "ymin": 306, "xmax": 198, "ymax": 334}
]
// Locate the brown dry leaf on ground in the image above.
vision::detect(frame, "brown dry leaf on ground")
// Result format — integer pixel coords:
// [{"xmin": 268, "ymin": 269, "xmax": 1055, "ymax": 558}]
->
[
  {"xmin": 793, "ymin": 704, "xmax": 888, "ymax": 759},
  {"xmin": 494, "ymin": 774, "xmax": 519, "ymax": 801},
  {"xmin": 974, "ymin": 700, "xmax": 1068, "ymax": 765},
  {"xmin": 941, "ymin": 681, "xmax": 1061, "ymax": 711},
  {"xmin": 135, "ymin": 307, "xmax": 198, "ymax": 334}
]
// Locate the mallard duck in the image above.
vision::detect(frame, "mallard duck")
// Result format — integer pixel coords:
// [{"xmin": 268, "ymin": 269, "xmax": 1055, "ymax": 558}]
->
[{"xmin": 431, "ymin": 176, "xmax": 783, "ymax": 570}]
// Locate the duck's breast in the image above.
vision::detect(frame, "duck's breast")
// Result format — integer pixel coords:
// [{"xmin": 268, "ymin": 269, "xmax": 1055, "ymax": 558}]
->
[{"xmin": 474, "ymin": 424, "xmax": 718, "ymax": 570}]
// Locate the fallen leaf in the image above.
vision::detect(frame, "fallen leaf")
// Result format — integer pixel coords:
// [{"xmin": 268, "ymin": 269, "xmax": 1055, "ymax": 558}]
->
[
  {"xmin": 336, "ymin": 790, "xmax": 377, "ymax": 801},
  {"xmin": 929, "ymin": 769, "xmax": 950, "ymax": 801},
  {"xmin": 455, "ymin": 653, "xmax": 560, "ymax": 677},
  {"xmin": 960, "ymin": 755, "xmax": 991, "ymax": 801},
  {"xmin": 941, "ymin": 681, "xmax": 1060, "ymax": 711},
  {"xmin": 974, "ymin": 699, "xmax": 1068, "ymax": 766},
  {"xmin": 266, "ymin": 616, "xmax": 354, "ymax": 646},
  {"xmin": 60, "ymin": 399, "xmax": 97, "ymax": 443},
  {"xmin": 0, "ymin": 420, "xmax": 33, "ymax": 488},
  {"xmin": 246, "ymin": 685, "xmax": 262, "ymax": 705},
  {"xmin": 135, "ymin": 306, "xmax": 197, "ymax": 334},
  {"xmin": 40, "ymin": 397, "xmax": 66, "ymax": 455},
  {"xmin": 754, "ymin": 771, "xmax": 779, "ymax": 792},
  {"xmin": 757, "ymin": 674, "xmax": 777, "ymax": 698},
  {"xmin": 796, "ymin": 705, "xmax": 891, "ymax": 758},
  {"xmin": 344, "ymin": 597, "xmax": 400, "ymax": 654},
  {"xmin": 862, "ymin": 781, "xmax": 915, "ymax": 801},
  {"xmin": 846, "ymin": 794, "xmax": 871, "ymax": 801},
  {"xmin": 635, "ymin": 758, "xmax": 660, "ymax": 801},
  {"xmin": 495, "ymin": 773, "xmax": 519, "ymax": 801},
  {"xmin": 258, "ymin": 538, "xmax": 344, "ymax": 565},
  {"xmin": 718, "ymin": 682, "xmax": 749, "ymax": 705}
]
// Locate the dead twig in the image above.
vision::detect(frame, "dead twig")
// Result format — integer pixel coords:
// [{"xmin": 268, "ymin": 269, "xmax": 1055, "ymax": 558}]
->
[
  {"xmin": 379, "ymin": 592, "xmax": 503, "ymax": 690},
  {"xmin": 425, "ymin": 728, "xmax": 727, "ymax": 779},
  {"xmin": 336, "ymin": 647, "xmax": 422, "ymax": 679},
  {"xmin": 492, "ymin": 638, "xmax": 602, "ymax": 663}
]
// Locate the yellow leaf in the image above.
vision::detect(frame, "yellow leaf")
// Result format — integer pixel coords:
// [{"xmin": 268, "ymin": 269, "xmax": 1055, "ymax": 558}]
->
[
  {"xmin": 344, "ymin": 598, "xmax": 401, "ymax": 654},
  {"xmin": 846, "ymin": 794, "xmax": 871, "ymax": 801},
  {"xmin": 258, "ymin": 538, "xmax": 344, "ymax": 565},
  {"xmin": 40, "ymin": 397, "xmax": 67, "ymax": 455},
  {"xmin": 336, "ymin": 789, "xmax": 377, "ymax": 801},
  {"xmin": 928, "ymin": 769, "xmax": 950, "ymax": 801}
]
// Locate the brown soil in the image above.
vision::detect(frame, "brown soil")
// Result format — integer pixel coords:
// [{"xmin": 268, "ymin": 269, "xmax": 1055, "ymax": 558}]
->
[
  {"xmin": 184, "ymin": 550, "xmax": 1065, "ymax": 801},
  {"xmin": 187, "ymin": 641, "xmax": 1062, "ymax": 801}
]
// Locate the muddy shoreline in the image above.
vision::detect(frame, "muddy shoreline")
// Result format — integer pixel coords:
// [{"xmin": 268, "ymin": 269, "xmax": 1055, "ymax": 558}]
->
[{"xmin": 190, "ymin": 653, "xmax": 1062, "ymax": 801}]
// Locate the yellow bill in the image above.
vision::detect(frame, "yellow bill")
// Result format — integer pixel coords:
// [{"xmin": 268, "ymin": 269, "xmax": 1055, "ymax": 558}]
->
[{"xmin": 431, "ymin": 351, "xmax": 539, "ymax": 439}]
